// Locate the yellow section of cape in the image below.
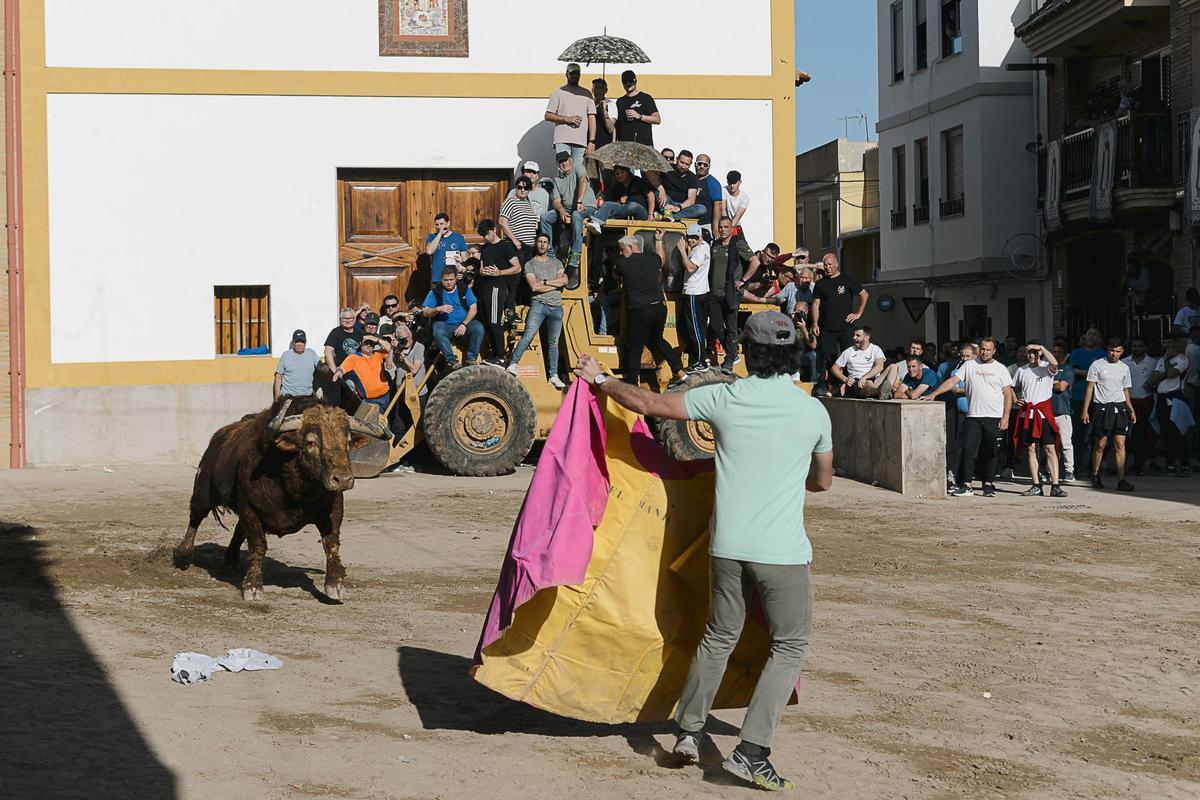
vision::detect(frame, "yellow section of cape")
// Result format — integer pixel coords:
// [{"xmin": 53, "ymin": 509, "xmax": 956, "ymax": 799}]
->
[{"xmin": 473, "ymin": 402, "xmax": 779, "ymax": 724}]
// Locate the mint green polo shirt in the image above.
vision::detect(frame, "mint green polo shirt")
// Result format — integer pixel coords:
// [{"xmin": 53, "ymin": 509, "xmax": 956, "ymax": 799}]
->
[{"xmin": 684, "ymin": 374, "xmax": 832, "ymax": 565}]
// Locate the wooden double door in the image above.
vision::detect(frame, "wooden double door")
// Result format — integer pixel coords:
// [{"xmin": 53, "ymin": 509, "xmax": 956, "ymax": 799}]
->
[{"xmin": 337, "ymin": 169, "xmax": 511, "ymax": 312}]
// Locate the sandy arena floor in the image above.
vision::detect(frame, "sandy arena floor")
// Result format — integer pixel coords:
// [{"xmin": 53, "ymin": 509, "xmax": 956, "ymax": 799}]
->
[{"xmin": 1, "ymin": 462, "xmax": 1198, "ymax": 799}]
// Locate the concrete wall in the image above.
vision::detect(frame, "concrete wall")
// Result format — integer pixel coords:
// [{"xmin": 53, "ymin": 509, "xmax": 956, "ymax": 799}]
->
[
  {"xmin": 0, "ymin": 7, "xmax": 9, "ymax": 466},
  {"xmin": 819, "ymin": 397, "xmax": 946, "ymax": 497},
  {"xmin": 44, "ymin": 0, "xmax": 773, "ymax": 76},
  {"xmin": 26, "ymin": 382, "xmax": 271, "ymax": 466}
]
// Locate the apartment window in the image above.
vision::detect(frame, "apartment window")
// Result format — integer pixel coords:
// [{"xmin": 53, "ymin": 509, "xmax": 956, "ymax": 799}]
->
[
  {"xmin": 940, "ymin": 0, "xmax": 962, "ymax": 58},
  {"xmin": 819, "ymin": 198, "xmax": 833, "ymax": 249},
  {"xmin": 891, "ymin": 1, "xmax": 905, "ymax": 82},
  {"xmin": 214, "ymin": 285, "xmax": 271, "ymax": 355},
  {"xmin": 940, "ymin": 127, "xmax": 964, "ymax": 218},
  {"xmin": 914, "ymin": 137, "xmax": 930, "ymax": 223},
  {"xmin": 914, "ymin": 0, "xmax": 928, "ymax": 71},
  {"xmin": 796, "ymin": 202, "xmax": 805, "ymax": 248},
  {"xmin": 891, "ymin": 145, "xmax": 907, "ymax": 228}
]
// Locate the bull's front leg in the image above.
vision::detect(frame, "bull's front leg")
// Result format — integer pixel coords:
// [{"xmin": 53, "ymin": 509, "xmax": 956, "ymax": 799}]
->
[
  {"xmin": 316, "ymin": 495, "xmax": 347, "ymax": 602},
  {"xmin": 239, "ymin": 509, "xmax": 268, "ymax": 602}
]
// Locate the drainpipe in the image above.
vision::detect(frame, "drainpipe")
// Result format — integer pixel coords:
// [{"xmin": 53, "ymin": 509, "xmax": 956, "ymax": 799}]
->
[{"xmin": 5, "ymin": 0, "xmax": 25, "ymax": 468}]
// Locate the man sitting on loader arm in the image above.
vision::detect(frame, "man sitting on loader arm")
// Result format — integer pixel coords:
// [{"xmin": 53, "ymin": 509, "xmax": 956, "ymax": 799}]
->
[{"xmin": 421, "ymin": 265, "xmax": 485, "ymax": 370}]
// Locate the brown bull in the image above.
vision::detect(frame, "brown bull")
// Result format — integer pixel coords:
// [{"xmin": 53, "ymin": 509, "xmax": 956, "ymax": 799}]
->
[{"xmin": 173, "ymin": 396, "xmax": 389, "ymax": 601}]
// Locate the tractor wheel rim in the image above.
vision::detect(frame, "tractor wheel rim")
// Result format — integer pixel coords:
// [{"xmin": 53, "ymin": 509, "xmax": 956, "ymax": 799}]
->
[
  {"xmin": 454, "ymin": 393, "xmax": 513, "ymax": 454},
  {"xmin": 687, "ymin": 419, "xmax": 717, "ymax": 455}
]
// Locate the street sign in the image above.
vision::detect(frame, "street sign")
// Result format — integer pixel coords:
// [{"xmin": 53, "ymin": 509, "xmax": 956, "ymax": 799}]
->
[{"xmin": 902, "ymin": 296, "xmax": 932, "ymax": 323}]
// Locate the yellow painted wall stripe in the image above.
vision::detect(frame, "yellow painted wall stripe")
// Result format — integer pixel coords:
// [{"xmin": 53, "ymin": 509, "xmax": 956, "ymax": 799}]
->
[{"xmin": 19, "ymin": 0, "xmax": 795, "ymax": 389}]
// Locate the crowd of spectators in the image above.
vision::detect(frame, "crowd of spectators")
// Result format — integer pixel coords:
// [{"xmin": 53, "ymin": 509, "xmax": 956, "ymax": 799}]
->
[{"xmin": 269, "ymin": 65, "xmax": 1200, "ymax": 486}]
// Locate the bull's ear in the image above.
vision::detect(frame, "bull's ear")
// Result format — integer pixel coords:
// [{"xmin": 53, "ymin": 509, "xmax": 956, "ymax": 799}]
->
[
  {"xmin": 349, "ymin": 433, "xmax": 372, "ymax": 451},
  {"xmin": 274, "ymin": 433, "xmax": 301, "ymax": 452}
]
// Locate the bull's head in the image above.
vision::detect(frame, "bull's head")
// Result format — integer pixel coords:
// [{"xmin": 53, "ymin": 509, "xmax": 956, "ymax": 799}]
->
[{"xmin": 268, "ymin": 400, "xmax": 389, "ymax": 492}]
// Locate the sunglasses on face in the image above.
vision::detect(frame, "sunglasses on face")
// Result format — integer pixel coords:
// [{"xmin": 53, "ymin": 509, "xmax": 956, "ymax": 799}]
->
[{"xmin": 696, "ymin": 161, "xmax": 710, "ymax": 167}]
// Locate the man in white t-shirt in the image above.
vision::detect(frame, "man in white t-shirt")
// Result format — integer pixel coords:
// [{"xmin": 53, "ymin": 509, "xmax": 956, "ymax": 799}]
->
[
  {"xmin": 1012, "ymin": 341, "xmax": 1066, "ymax": 497},
  {"xmin": 1150, "ymin": 335, "xmax": 1192, "ymax": 476},
  {"xmin": 1082, "ymin": 337, "xmax": 1136, "ymax": 491},
  {"xmin": 1120, "ymin": 336, "xmax": 1156, "ymax": 475},
  {"xmin": 658, "ymin": 224, "xmax": 711, "ymax": 372},
  {"xmin": 829, "ymin": 325, "xmax": 890, "ymax": 399},
  {"xmin": 1171, "ymin": 288, "xmax": 1199, "ymax": 334},
  {"xmin": 924, "ymin": 337, "xmax": 1014, "ymax": 497}
]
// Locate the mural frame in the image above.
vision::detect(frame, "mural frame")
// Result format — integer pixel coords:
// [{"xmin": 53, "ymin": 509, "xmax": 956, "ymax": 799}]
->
[{"xmin": 379, "ymin": 0, "xmax": 470, "ymax": 58}]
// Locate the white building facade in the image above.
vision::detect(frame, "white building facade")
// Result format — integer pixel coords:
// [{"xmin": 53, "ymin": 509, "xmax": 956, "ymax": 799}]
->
[
  {"xmin": 10, "ymin": 0, "xmax": 796, "ymax": 466},
  {"xmin": 875, "ymin": 0, "xmax": 1048, "ymax": 346}
]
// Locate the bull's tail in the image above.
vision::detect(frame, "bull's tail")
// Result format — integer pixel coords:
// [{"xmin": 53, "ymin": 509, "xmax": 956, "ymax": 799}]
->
[{"xmin": 210, "ymin": 506, "xmax": 232, "ymax": 531}]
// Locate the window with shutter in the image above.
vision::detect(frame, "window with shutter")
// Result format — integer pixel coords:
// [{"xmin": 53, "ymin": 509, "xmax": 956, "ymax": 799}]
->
[
  {"xmin": 892, "ymin": 2, "xmax": 905, "ymax": 82},
  {"xmin": 214, "ymin": 285, "xmax": 271, "ymax": 355},
  {"xmin": 941, "ymin": 127, "xmax": 965, "ymax": 218},
  {"xmin": 914, "ymin": 0, "xmax": 928, "ymax": 71},
  {"xmin": 940, "ymin": 0, "xmax": 962, "ymax": 58},
  {"xmin": 915, "ymin": 138, "xmax": 930, "ymax": 223},
  {"xmin": 891, "ymin": 145, "xmax": 907, "ymax": 228}
]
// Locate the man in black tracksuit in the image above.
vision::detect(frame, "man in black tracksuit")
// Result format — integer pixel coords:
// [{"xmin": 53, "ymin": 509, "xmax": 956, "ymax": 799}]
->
[
  {"xmin": 811, "ymin": 251, "xmax": 868, "ymax": 395},
  {"xmin": 707, "ymin": 217, "xmax": 759, "ymax": 373},
  {"xmin": 476, "ymin": 219, "xmax": 522, "ymax": 365}
]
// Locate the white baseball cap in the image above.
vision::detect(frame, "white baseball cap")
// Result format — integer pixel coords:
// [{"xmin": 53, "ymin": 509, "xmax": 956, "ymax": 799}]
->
[{"xmin": 522, "ymin": 160, "xmax": 540, "ymax": 173}]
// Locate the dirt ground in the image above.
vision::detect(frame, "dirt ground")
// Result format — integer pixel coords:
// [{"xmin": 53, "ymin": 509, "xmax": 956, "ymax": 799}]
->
[{"xmin": 1, "ymin": 462, "xmax": 1198, "ymax": 800}]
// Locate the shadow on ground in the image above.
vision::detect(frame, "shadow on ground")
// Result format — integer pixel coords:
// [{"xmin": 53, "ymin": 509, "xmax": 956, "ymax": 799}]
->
[
  {"xmin": 396, "ymin": 646, "xmax": 742, "ymax": 781},
  {"xmin": 188, "ymin": 542, "xmax": 339, "ymax": 604},
  {"xmin": 0, "ymin": 522, "xmax": 177, "ymax": 799}
]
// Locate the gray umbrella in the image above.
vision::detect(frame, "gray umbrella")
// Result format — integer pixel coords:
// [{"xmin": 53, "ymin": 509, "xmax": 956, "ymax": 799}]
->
[
  {"xmin": 584, "ymin": 141, "xmax": 670, "ymax": 178},
  {"xmin": 558, "ymin": 31, "xmax": 649, "ymax": 78}
]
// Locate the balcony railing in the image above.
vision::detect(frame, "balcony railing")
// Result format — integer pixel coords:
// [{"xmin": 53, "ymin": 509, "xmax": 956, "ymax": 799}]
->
[
  {"xmin": 912, "ymin": 203, "xmax": 930, "ymax": 224},
  {"xmin": 890, "ymin": 208, "xmax": 906, "ymax": 228},
  {"xmin": 1177, "ymin": 110, "xmax": 1190, "ymax": 186},
  {"xmin": 1061, "ymin": 112, "xmax": 1172, "ymax": 196},
  {"xmin": 939, "ymin": 196, "xmax": 964, "ymax": 218}
]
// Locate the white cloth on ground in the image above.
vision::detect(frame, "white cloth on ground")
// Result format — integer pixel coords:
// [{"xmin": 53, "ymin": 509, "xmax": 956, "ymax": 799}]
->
[{"xmin": 171, "ymin": 648, "xmax": 283, "ymax": 685}]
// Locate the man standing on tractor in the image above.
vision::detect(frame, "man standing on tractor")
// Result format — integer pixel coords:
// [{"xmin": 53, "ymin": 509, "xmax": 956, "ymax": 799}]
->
[
  {"xmin": 708, "ymin": 216, "xmax": 760, "ymax": 374},
  {"xmin": 508, "ymin": 233, "xmax": 569, "ymax": 389},
  {"xmin": 573, "ymin": 309, "xmax": 834, "ymax": 791}
]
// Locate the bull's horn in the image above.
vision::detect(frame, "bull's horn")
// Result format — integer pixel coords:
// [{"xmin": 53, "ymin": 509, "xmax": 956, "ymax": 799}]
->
[
  {"xmin": 268, "ymin": 399, "xmax": 293, "ymax": 433},
  {"xmin": 348, "ymin": 416, "xmax": 390, "ymax": 439},
  {"xmin": 275, "ymin": 416, "xmax": 304, "ymax": 433}
]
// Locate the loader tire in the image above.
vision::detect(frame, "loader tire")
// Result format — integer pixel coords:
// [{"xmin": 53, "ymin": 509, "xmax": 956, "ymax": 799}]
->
[
  {"xmin": 423, "ymin": 365, "xmax": 537, "ymax": 476},
  {"xmin": 649, "ymin": 370, "xmax": 736, "ymax": 462}
]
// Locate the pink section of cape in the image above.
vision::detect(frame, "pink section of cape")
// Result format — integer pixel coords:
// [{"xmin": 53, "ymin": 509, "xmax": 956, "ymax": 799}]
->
[{"xmin": 474, "ymin": 381, "xmax": 610, "ymax": 660}]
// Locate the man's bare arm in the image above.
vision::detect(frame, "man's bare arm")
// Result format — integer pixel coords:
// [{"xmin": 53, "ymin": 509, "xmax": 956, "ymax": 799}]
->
[{"xmin": 806, "ymin": 450, "xmax": 833, "ymax": 492}]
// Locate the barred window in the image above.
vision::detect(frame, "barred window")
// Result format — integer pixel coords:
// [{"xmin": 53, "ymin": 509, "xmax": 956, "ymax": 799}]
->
[{"xmin": 214, "ymin": 285, "xmax": 271, "ymax": 355}]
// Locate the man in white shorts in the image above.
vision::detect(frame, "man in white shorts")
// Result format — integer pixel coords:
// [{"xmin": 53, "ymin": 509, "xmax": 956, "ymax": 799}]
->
[
  {"xmin": 1012, "ymin": 340, "xmax": 1066, "ymax": 497},
  {"xmin": 828, "ymin": 325, "xmax": 891, "ymax": 399},
  {"xmin": 1082, "ymin": 337, "xmax": 1136, "ymax": 491}
]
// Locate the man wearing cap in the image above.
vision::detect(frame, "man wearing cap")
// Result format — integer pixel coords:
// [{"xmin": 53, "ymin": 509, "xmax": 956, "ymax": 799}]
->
[
  {"xmin": 586, "ymin": 165, "xmax": 655, "ymax": 232},
  {"xmin": 333, "ymin": 335, "xmax": 394, "ymax": 417},
  {"xmin": 545, "ymin": 150, "xmax": 597, "ymax": 270},
  {"xmin": 507, "ymin": 161, "xmax": 550, "ymax": 220},
  {"xmin": 274, "ymin": 329, "xmax": 319, "ymax": 401},
  {"xmin": 424, "ymin": 213, "xmax": 468, "ymax": 286},
  {"xmin": 573, "ymin": 310, "xmax": 833, "ymax": 792},
  {"xmin": 615, "ymin": 70, "xmax": 660, "ymax": 146},
  {"xmin": 658, "ymin": 223, "xmax": 711, "ymax": 372},
  {"xmin": 545, "ymin": 63, "xmax": 596, "ymax": 183}
]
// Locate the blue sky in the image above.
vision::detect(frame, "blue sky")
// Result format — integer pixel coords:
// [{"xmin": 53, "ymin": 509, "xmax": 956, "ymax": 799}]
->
[{"xmin": 794, "ymin": 1, "xmax": 878, "ymax": 153}]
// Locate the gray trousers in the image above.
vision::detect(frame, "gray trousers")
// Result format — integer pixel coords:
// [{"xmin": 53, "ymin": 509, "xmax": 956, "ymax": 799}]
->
[{"xmin": 675, "ymin": 557, "xmax": 812, "ymax": 748}]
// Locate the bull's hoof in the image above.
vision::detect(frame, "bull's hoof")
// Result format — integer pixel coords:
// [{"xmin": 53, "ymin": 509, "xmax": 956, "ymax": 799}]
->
[
  {"xmin": 323, "ymin": 582, "xmax": 344, "ymax": 602},
  {"xmin": 242, "ymin": 585, "xmax": 264, "ymax": 602},
  {"xmin": 172, "ymin": 544, "xmax": 194, "ymax": 569}
]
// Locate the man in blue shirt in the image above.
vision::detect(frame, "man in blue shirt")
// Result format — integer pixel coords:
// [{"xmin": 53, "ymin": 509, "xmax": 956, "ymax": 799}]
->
[
  {"xmin": 1067, "ymin": 327, "xmax": 1105, "ymax": 474},
  {"xmin": 694, "ymin": 153, "xmax": 724, "ymax": 234},
  {"xmin": 894, "ymin": 355, "xmax": 937, "ymax": 398},
  {"xmin": 425, "ymin": 213, "xmax": 468, "ymax": 287},
  {"xmin": 1051, "ymin": 341, "xmax": 1076, "ymax": 482},
  {"xmin": 420, "ymin": 266, "xmax": 484, "ymax": 369}
]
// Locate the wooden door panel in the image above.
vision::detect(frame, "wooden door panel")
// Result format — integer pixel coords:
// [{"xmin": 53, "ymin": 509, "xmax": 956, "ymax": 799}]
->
[
  {"xmin": 345, "ymin": 181, "xmax": 407, "ymax": 242},
  {"xmin": 343, "ymin": 266, "xmax": 407, "ymax": 314},
  {"xmin": 440, "ymin": 182, "xmax": 504, "ymax": 244}
]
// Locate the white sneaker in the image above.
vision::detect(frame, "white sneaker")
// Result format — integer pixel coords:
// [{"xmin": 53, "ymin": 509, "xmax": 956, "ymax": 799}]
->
[
  {"xmin": 586, "ymin": 219, "xmax": 602, "ymax": 234},
  {"xmin": 505, "ymin": 363, "xmax": 519, "ymax": 376},
  {"xmin": 548, "ymin": 375, "xmax": 566, "ymax": 389}
]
